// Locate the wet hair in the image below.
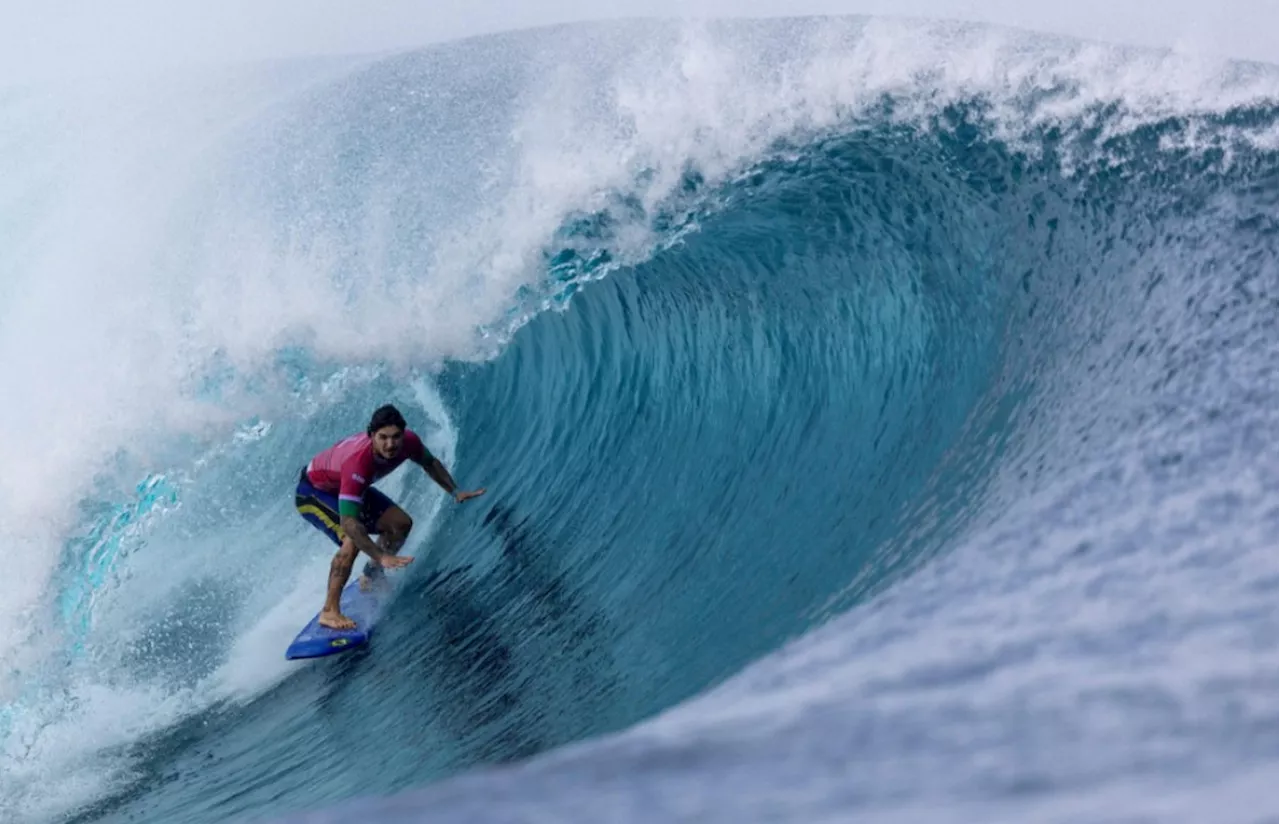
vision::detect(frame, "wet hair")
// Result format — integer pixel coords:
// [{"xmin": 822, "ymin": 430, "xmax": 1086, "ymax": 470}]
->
[{"xmin": 367, "ymin": 404, "xmax": 407, "ymax": 436}]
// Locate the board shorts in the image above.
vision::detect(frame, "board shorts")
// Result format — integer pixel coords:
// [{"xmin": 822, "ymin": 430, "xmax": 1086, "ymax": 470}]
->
[{"xmin": 295, "ymin": 467, "xmax": 396, "ymax": 546}]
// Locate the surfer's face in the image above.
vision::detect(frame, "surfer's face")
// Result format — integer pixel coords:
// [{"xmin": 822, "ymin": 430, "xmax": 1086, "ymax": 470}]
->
[{"xmin": 371, "ymin": 425, "xmax": 404, "ymax": 460}]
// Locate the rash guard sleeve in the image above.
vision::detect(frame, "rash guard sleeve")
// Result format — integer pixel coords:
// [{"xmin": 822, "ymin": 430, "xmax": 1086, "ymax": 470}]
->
[{"xmin": 338, "ymin": 454, "xmax": 374, "ymax": 519}]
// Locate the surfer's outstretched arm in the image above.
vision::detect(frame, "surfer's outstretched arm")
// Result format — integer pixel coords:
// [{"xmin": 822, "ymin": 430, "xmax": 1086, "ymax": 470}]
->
[{"xmin": 422, "ymin": 456, "xmax": 486, "ymax": 503}]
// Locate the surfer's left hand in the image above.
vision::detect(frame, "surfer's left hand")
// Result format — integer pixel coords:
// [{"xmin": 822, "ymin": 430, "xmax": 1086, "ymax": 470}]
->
[{"xmin": 454, "ymin": 488, "xmax": 486, "ymax": 503}]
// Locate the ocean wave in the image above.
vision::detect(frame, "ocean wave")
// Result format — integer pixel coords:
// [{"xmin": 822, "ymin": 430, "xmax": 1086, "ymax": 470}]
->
[{"xmin": 0, "ymin": 16, "xmax": 1275, "ymax": 824}]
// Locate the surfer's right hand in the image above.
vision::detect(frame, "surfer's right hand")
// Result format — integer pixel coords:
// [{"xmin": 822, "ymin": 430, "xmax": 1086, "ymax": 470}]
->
[{"xmin": 377, "ymin": 554, "xmax": 414, "ymax": 569}]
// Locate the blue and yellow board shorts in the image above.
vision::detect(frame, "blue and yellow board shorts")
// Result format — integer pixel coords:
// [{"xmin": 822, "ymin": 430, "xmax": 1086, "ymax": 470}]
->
[{"xmin": 295, "ymin": 468, "xmax": 395, "ymax": 545}]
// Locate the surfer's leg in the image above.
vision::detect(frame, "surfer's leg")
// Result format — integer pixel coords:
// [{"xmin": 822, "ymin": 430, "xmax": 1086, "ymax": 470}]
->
[
  {"xmin": 375, "ymin": 505, "xmax": 413, "ymax": 554},
  {"xmin": 295, "ymin": 471, "xmax": 359, "ymax": 629},
  {"xmin": 319, "ymin": 537, "xmax": 359, "ymax": 630},
  {"xmin": 359, "ymin": 491, "xmax": 410, "ymax": 589}
]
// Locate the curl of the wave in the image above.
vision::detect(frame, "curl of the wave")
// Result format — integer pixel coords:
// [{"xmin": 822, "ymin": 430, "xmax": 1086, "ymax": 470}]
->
[{"xmin": 0, "ymin": 15, "xmax": 1275, "ymax": 824}]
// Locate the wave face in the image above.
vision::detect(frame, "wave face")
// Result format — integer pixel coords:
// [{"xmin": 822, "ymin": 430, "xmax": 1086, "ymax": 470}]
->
[{"xmin": 0, "ymin": 17, "xmax": 1275, "ymax": 824}]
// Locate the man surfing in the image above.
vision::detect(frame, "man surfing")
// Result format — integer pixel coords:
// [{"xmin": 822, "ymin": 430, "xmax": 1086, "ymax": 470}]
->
[{"xmin": 295, "ymin": 404, "xmax": 486, "ymax": 630}]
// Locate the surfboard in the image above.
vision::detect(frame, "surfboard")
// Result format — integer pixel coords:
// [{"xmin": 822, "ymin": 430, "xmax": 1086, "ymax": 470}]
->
[{"xmin": 285, "ymin": 579, "xmax": 389, "ymax": 660}]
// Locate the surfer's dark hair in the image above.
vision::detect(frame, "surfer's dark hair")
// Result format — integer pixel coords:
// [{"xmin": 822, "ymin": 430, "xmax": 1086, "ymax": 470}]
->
[{"xmin": 367, "ymin": 404, "xmax": 407, "ymax": 435}]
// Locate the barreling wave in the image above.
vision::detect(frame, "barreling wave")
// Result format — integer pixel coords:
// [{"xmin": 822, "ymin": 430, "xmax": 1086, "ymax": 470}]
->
[{"xmin": 0, "ymin": 16, "xmax": 1275, "ymax": 824}]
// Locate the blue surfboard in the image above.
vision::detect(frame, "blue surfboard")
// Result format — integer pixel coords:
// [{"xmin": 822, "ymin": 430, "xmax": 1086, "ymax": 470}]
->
[{"xmin": 285, "ymin": 579, "xmax": 389, "ymax": 660}]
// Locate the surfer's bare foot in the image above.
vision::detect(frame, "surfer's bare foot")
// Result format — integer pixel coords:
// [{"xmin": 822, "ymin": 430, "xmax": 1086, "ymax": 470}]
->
[
  {"xmin": 319, "ymin": 609, "xmax": 356, "ymax": 630},
  {"xmin": 358, "ymin": 573, "xmax": 390, "ymax": 593}
]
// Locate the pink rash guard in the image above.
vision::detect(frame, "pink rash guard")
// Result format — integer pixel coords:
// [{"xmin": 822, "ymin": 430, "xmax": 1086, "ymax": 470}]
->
[{"xmin": 305, "ymin": 429, "xmax": 432, "ymax": 517}]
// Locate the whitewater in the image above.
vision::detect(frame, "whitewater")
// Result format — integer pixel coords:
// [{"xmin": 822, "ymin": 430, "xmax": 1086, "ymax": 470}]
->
[{"xmin": 0, "ymin": 15, "xmax": 1275, "ymax": 824}]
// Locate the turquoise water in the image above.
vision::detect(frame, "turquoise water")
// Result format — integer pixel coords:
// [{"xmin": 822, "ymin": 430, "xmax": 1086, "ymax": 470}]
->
[{"xmin": 0, "ymin": 18, "xmax": 1275, "ymax": 824}]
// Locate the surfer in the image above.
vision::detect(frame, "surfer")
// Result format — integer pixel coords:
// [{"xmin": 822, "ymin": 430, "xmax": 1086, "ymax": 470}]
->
[{"xmin": 295, "ymin": 404, "xmax": 486, "ymax": 629}]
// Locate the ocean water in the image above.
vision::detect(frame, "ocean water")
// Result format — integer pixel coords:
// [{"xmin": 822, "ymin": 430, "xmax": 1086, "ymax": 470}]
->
[{"xmin": 0, "ymin": 16, "xmax": 1275, "ymax": 824}]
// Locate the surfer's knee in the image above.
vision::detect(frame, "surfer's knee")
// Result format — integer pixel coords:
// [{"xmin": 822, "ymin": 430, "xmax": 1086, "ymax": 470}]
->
[
  {"xmin": 383, "ymin": 508, "xmax": 412, "ymax": 537},
  {"xmin": 334, "ymin": 538, "xmax": 358, "ymax": 564}
]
